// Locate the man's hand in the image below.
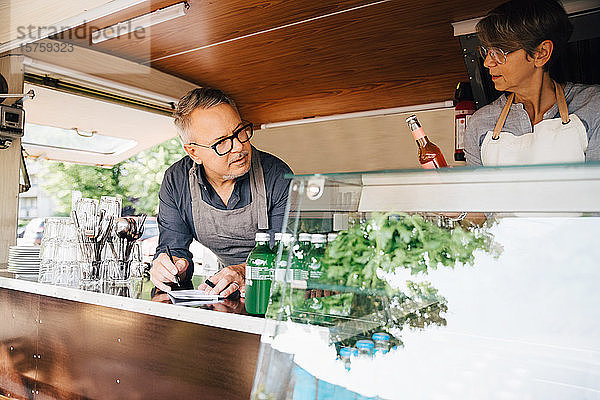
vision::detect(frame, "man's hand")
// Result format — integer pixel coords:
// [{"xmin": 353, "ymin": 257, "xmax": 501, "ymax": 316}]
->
[
  {"xmin": 150, "ymin": 292, "xmax": 171, "ymax": 303},
  {"xmin": 198, "ymin": 263, "xmax": 245, "ymax": 297},
  {"xmin": 150, "ymin": 253, "xmax": 189, "ymax": 292}
]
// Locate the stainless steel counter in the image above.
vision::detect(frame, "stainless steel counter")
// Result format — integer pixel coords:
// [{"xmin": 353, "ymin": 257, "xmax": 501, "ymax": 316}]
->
[
  {"xmin": 0, "ymin": 272, "xmax": 264, "ymax": 399},
  {"xmin": 0, "ymin": 272, "xmax": 265, "ymax": 334}
]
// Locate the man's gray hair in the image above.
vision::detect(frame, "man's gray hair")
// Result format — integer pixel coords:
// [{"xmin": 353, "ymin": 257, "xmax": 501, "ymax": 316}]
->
[{"xmin": 173, "ymin": 87, "xmax": 238, "ymax": 144}]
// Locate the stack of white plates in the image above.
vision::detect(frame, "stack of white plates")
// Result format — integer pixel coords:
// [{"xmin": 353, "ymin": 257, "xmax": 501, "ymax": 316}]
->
[{"xmin": 7, "ymin": 245, "xmax": 41, "ymax": 277}]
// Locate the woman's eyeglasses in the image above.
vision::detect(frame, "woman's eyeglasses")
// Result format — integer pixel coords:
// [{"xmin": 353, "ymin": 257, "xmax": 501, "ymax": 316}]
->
[
  {"xmin": 188, "ymin": 121, "xmax": 253, "ymax": 156},
  {"xmin": 478, "ymin": 45, "xmax": 517, "ymax": 65}
]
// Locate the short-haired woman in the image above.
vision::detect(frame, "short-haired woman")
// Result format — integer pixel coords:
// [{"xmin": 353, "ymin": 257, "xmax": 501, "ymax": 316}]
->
[{"xmin": 464, "ymin": 0, "xmax": 600, "ymax": 166}]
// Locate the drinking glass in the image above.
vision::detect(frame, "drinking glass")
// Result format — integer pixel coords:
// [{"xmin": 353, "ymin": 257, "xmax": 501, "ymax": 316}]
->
[
  {"xmin": 126, "ymin": 242, "xmax": 144, "ymax": 298},
  {"xmin": 74, "ymin": 198, "xmax": 99, "ymax": 241},
  {"xmin": 101, "ymin": 242, "xmax": 121, "ymax": 284},
  {"xmin": 99, "ymin": 196, "xmax": 122, "ymax": 219},
  {"xmin": 52, "ymin": 219, "xmax": 80, "ymax": 287},
  {"xmin": 38, "ymin": 217, "xmax": 63, "ymax": 284}
]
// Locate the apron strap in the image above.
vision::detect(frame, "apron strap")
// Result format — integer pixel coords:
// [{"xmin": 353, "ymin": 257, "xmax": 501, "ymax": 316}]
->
[
  {"xmin": 492, "ymin": 81, "xmax": 570, "ymax": 139},
  {"xmin": 188, "ymin": 162, "xmax": 199, "ymax": 203},
  {"xmin": 492, "ymin": 92, "xmax": 515, "ymax": 140},
  {"xmin": 554, "ymin": 81, "xmax": 570, "ymax": 125},
  {"xmin": 250, "ymin": 149, "xmax": 269, "ymax": 230}
]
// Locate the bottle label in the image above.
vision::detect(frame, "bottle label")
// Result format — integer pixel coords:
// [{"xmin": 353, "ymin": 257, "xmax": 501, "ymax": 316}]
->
[
  {"xmin": 247, "ymin": 258, "xmax": 272, "ymax": 281},
  {"xmin": 422, "ymin": 160, "xmax": 437, "ymax": 169},
  {"xmin": 245, "ymin": 265, "xmax": 252, "ymax": 286},
  {"xmin": 411, "ymin": 127, "xmax": 426, "ymax": 141},
  {"xmin": 309, "ymin": 270, "xmax": 322, "ymax": 280},
  {"xmin": 275, "ymin": 260, "xmax": 292, "ymax": 281},
  {"xmin": 455, "ymin": 116, "xmax": 466, "ymax": 149},
  {"xmin": 292, "ymin": 268, "xmax": 305, "ymax": 281}
]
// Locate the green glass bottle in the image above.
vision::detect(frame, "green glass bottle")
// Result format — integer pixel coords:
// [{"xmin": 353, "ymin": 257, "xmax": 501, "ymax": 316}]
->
[
  {"xmin": 272, "ymin": 232, "xmax": 282, "ymax": 251},
  {"xmin": 274, "ymin": 233, "xmax": 293, "ymax": 283},
  {"xmin": 291, "ymin": 233, "xmax": 312, "ymax": 281},
  {"xmin": 327, "ymin": 232, "xmax": 338, "ymax": 244},
  {"xmin": 245, "ymin": 232, "xmax": 274, "ymax": 315},
  {"xmin": 307, "ymin": 234, "xmax": 327, "ymax": 283}
]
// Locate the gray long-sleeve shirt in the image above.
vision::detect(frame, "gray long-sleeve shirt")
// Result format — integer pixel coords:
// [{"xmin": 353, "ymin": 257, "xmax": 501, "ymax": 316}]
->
[{"xmin": 465, "ymin": 82, "xmax": 600, "ymax": 166}]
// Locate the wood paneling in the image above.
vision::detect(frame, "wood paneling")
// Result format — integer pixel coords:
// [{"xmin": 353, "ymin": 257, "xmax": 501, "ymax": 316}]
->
[
  {"xmin": 0, "ymin": 54, "xmax": 24, "ymax": 264},
  {"xmin": 0, "ymin": 287, "xmax": 260, "ymax": 400},
  {"xmin": 64, "ymin": 0, "xmax": 370, "ymax": 63},
  {"xmin": 57, "ymin": 0, "xmax": 506, "ymax": 125}
]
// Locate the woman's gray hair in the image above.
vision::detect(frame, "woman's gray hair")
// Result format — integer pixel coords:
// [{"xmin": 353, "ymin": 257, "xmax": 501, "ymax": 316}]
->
[
  {"xmin": 476, "ymin": 0, "xmax": 573, "ymax": 71},
  {"xmin": 173, "ymin": 87, "xmax": 238, "ymax": 144}
]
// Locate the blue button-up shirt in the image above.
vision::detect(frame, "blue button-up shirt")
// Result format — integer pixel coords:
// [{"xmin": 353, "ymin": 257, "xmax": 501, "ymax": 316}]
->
[{"xmin": 155, "ymin": 149, "xmax": 292, "ymax": 279}]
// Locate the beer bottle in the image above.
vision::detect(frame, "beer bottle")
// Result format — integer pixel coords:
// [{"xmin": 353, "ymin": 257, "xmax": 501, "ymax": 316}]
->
[
  {"xmin": 406, "ymin": 114, "xmax": 448, "ymax": 169},
  {"xmin": 245, "ymin": 232, "xmax": 274, "ymax": 315}
]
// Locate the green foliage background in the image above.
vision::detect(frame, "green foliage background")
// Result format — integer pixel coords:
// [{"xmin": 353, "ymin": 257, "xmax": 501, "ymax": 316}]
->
[{"xmin": 38, "ymin": 138, "xmax": 186, "ymax": 216}]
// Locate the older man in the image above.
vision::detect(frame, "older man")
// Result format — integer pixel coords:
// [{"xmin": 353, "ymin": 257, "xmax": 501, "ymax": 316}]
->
[{"xmin": 150, "ymin": 88, "xmax": 292, "ymax": 296}]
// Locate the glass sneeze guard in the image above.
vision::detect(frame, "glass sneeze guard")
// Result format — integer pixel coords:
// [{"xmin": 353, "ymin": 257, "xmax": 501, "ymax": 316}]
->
[{"xmin": 251, "ymin": 162, "xmax": 600, "ymax": 400}]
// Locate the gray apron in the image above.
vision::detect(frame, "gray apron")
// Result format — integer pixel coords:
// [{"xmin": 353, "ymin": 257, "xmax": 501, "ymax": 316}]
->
[{"xmin": 188, "ymin": 148, "xmax": 269, "ymax": 268}]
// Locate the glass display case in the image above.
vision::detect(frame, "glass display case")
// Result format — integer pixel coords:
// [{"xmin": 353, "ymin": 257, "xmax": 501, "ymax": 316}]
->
[{"xmin": 251, "ymin": 163, "xmax": 600, "ymax": 400}]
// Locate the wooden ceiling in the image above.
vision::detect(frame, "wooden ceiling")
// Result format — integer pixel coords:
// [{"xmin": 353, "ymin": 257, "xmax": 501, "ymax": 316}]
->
[{"xmin": 59, "ymin": 0, "xmax": 505, "ymax": 125}]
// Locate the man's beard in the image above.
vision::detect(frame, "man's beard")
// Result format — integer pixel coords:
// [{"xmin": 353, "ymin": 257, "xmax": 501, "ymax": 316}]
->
[
  {"xmin": 222, "ymin": 171, "xmax": 248, "ymax": 180},
  {"xmin": 223, "ymin": 150, "xmax": 250, "ymax": 181}
]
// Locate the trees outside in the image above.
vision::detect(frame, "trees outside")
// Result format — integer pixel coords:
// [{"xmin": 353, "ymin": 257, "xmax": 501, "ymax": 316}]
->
[{"xmin": 38, "ymin": 138, "xmax": 186, "ymax": 216}]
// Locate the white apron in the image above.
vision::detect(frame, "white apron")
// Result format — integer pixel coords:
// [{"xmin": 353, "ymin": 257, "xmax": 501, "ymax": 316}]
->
[{"xmin": 481, "ymin": 82, "xmax": 588, "ymax": 166}]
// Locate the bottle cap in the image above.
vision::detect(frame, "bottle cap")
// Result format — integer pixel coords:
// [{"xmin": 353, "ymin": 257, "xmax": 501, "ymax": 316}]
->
[
  {"xmin": 339, "ymin": 347, "xmax": 354, "ymax": 357},
  {"xmin": 311, "ymin": 234, "xmax": 327, "ymax": 244},
  {"xmin": 406, "ymin": 114, "xmax": 426, "ymax": 140},
  {"xmin": 298, "ymin": 233, "xmax": 312, "ymax": 242},
  {"xmin": 327, "ymin": 233, "xmax": 338, "ymax": 242},
  {"xmin": 372, "ymin": 332, "xmax": 390, "ymax": 341},
  {"xmin": 355, "ymin": 340, "xmax": 375, "ymax": 349},
  {"xmin": 406, "ymin": 114, "xmax": 420, "ymax": 127},
  {"xmin": 255, "ymin": 232, "xmax": 270, "ymax": 242}
]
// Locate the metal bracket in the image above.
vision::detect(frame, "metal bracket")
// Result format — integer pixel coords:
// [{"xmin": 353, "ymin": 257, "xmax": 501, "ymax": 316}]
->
[{"xmin": 19, "ymin": 146, "xmax": 31, "ymax": 193}]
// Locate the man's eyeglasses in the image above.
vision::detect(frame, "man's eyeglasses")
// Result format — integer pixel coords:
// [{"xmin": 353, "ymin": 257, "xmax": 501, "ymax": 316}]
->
[
  {"xmin": 478, "ymin": 45, "xmax": 517, "ymax": 65},
  {"xmin": 188, "ymin": 121, "xmax": 253, "ymax": 156}
]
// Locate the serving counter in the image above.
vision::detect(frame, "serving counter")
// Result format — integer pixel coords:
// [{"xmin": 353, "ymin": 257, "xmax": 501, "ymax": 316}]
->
[
  {"xmin": 0, "ymin": 272, "xmax": 264, "ymax": 400},
  {"xmin": 2, "ymin": 163, "xmax": 600, "ymax": 400}
]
